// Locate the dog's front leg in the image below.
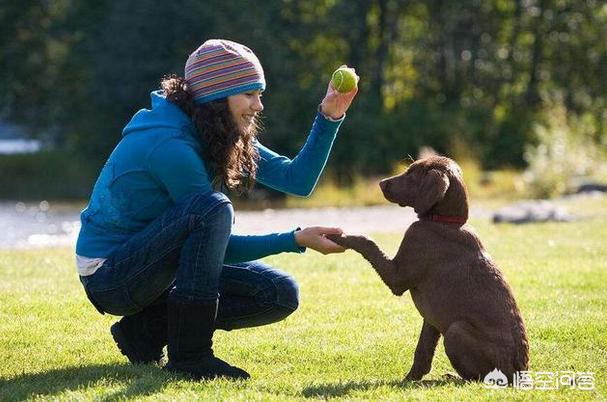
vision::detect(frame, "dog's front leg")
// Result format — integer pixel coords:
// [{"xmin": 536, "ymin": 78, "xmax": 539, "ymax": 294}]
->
[
  {"xmin": 326, "ymin": 234, "xmax": 404, "ymax": 295},
  {"xmin": 404, "ymin": 320, "xmax": 441, "ymax": 381}
]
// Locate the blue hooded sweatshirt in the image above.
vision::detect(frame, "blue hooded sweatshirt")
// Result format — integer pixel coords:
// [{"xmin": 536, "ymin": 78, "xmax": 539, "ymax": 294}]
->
[{"xmin": 76, "ymin": 91, "xmax": 343, "ymax": 263}]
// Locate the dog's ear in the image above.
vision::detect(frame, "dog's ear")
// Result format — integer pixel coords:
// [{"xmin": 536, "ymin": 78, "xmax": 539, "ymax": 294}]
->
[{"xmin": 414, "ymin": 169, "xmax": 449, "ymax": 215}]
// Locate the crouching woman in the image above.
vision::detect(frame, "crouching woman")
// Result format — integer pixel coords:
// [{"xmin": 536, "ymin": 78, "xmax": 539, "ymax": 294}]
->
[{"xmin": 75, "ymin": 39, "xmax": 358, "ymax": 380}]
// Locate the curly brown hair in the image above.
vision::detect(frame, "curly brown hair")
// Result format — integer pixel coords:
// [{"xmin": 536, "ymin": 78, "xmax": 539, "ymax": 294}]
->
[{"xmin": 160, "ymin": 74, "xmax": 260, "ymax": 194}]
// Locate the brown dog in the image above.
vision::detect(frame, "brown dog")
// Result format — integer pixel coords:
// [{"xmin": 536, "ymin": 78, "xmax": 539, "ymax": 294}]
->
[{"xmin": 327, "ymin": 155, "xmax": 528, "ymax": 382}]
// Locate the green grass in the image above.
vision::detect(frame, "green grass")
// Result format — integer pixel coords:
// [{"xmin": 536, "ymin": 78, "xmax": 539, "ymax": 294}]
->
[{"xmin": 1, "ymin": 198, "xmax": 606, "ymax": 401}]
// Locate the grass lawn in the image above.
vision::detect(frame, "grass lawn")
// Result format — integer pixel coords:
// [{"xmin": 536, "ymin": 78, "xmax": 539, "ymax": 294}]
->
[{"xmin": 0, "ymin": 196, "xmax": 606, "ymax": 401}]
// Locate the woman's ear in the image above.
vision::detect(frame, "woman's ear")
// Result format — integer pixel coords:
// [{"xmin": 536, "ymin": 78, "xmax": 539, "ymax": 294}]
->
[{"xmin": 414, "ymin": 169, "xmax": 449, "ymax": 215}]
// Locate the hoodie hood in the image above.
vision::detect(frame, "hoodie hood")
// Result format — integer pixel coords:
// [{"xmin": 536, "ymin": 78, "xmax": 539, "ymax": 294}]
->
[{"xmin": 122, "ymin": 90, "xmax": 195, "ymax": 137}]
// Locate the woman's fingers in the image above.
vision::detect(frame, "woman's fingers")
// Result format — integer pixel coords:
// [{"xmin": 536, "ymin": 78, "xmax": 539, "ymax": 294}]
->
[
  {"xmin": 319, "ymin": 234, "xmax": 346, "ymax": 253},
  {"xmin": 295, "ymin": 226, "xmax": 346, "ymax": 254},
  {"xmin": 317, "ymin": 227, "xmax": 346, "ymax": 254},
  {"xmin": 315, "ymin": 226, "xmax": 344, "ymax": 235}
]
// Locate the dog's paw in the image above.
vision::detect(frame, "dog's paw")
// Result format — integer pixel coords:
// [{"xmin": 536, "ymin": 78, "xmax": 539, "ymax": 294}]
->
[
  {"xmin": 324, "ymin": 233, "xmax": 345, "ymax": 246},
  {"xmin": 325, "ymin": 233, "xmax": 370, "ymax": 250},
  {"xmin": 404, "ymin": 371, "xmax": 424, "ymax": 382}
]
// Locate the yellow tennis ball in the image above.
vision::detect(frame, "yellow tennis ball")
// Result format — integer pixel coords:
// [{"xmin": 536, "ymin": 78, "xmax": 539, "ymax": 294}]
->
[{"xmin": 331, "ymin": 67, "xmax": 357, "ymax": 93}]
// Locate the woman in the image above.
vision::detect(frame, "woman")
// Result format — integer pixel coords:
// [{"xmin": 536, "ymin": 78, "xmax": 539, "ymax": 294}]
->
[{"xmin": 76, "ymin": 39, "xmax": 358, "ymax": 380}]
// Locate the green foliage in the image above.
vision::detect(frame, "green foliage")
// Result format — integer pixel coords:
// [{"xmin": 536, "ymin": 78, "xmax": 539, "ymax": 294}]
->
[
  {"xmin": 0, "ymin": 196, "xmax": 606, "ymax": 400},
  {"xmin": 523, "ymin": 96, "xmax": 607, "ymax": 198},
  {"xmin": 1, "ymin": 0, "xmax": 606, "ymax": 192},
  {"xmin": 0, "ymin": 151, "xmax": 98, "ymax": 200},
  {"xmin": 285, "ymin": 172, "xmax": 387, "ymax": 208}
]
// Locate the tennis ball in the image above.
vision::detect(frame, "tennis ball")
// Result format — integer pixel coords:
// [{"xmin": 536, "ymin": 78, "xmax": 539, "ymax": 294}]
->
[{"xmin": 331, "ymin": 67, "xmax": 357, "ymax": 93}]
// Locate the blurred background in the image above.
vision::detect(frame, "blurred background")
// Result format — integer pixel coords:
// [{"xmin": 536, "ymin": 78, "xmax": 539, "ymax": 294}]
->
[{"xmin": 1, "ymin": 0, "xmax": 606, "ymax": 207}]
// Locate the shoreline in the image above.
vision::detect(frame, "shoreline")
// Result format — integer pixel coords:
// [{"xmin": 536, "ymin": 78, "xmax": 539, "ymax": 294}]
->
[{"xmin": 1, "ymin": 192, "xmax": 603, "ymax": 250}]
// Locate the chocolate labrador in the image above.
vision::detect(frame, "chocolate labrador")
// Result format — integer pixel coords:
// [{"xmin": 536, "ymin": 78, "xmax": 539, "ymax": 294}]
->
[{"xmin": 327, "ymin": 156, "xmax": 528, "ymax": 381}]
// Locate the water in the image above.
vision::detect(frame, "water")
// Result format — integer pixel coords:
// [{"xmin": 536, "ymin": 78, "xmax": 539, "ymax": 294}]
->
[
  {"xmin": 0, "ymin": 201, "xmax": 82, "ymax": 249},
  {"xmin": 0, "ymin": 139, "xmax": 42, "ymax": 154}
]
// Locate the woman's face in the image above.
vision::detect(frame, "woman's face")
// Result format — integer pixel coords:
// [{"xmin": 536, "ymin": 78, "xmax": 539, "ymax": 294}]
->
[{"xmin": 227, "ymin": 90, "xmax": 264, "ymax": 133}]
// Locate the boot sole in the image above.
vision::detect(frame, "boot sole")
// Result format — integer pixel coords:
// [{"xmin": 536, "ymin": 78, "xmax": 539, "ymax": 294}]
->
[{"xmin": 164, "ymin": 363, "xmax": 250, "ymax": 380}]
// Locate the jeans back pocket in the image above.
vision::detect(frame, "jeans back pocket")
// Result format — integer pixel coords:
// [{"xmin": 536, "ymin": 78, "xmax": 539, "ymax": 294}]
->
[{"xmin": 86, "ymin": 285, "xmax": 142, "ymax": 316}]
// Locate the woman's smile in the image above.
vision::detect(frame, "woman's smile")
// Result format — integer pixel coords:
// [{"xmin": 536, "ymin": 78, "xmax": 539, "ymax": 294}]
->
[
  {"xmin": 228, "ymin": 90, "xmax": 264, "ymax": 132},
  {"xmin": 242, "ymin": 114, "xmax": 256, "ymax": 126}
]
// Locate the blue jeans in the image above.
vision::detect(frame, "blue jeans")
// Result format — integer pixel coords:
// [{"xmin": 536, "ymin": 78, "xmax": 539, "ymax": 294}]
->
[{"xmin": 80, "ymin": 191, "xmax": 299, "ymax": 330}]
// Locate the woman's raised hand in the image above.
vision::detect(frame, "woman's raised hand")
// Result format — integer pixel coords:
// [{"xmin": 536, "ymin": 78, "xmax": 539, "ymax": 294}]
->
[
  {"xmin": 294, "ymin": 226, "xmax": 346, "ymax": 254},
  {"xmin": 319, "ymin": 66, "xmax": 359, "ymax": 120}
]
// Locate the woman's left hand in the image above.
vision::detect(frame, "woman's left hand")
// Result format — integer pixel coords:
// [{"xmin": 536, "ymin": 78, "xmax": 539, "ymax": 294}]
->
[
  {"xmin": 294, "ymin": 226, "xmax": 346, "ymax": 254},
  {"xmin": 320, "ymin": 66, "xmax": 359, "ymax": 120}
]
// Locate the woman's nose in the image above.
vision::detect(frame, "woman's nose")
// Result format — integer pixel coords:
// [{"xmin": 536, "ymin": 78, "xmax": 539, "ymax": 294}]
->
[{"xmin": 252, "ymin": 96, "xmax": 264, "ymax": 112}]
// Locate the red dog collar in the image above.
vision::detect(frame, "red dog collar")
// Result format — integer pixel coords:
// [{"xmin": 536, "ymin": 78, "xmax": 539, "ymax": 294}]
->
[{"xmin": 423, "ymin": 214, "xmax": 467, "ymax": 225}]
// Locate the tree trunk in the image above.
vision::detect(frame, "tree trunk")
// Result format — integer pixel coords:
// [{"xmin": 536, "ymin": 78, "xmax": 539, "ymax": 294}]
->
[
  {"xmin": 507, "ymin": 0, "xmax": 523, "ymax": 99},
  {"xmin": 348, "ymin": 0, "xmax": 373, "ymax": 74},
  {"xmin": 524, "ymin": 0, "xmax": 546, "ymax": 108}
]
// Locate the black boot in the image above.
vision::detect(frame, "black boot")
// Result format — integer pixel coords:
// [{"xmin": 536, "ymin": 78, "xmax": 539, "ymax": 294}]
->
[
  {"xmin": 164, "ymin": 294, "xmax": 250, "ymax": 380},
  {"xmin": 111, "ymin": 301, "xmax": 168, "ymax": 365}
]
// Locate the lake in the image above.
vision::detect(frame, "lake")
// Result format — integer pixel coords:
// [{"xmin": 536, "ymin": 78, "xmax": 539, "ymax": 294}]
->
[{"xmin": 0, "ymin": 201, "xmax": 82, "ymax": 249}]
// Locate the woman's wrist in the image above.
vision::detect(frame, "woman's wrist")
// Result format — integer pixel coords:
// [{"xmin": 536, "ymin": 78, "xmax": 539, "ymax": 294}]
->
[
  {"xmin": 294, "ymin": 227, "xmax": 304, "ymax": 247},
  {"xmin": 319, "ymin": 103, "xmax": 345, "ymax": 121}
]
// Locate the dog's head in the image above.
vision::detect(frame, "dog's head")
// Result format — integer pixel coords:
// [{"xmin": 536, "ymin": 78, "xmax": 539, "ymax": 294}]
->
[{"xmin": 379, "ymin": 156, "xmax": 469, "ymax": 219}]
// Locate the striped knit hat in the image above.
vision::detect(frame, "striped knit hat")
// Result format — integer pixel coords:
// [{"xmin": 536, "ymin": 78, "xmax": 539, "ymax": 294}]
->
[{"xmin": 185, "ymin": 39, "xmax": 266, "ymax": 104}]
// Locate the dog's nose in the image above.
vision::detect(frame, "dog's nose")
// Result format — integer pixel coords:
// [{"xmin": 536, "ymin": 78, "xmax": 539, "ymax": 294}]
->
[{"xmin": 379, "ymin": 179, "xmax": 388, "ymax": 191}]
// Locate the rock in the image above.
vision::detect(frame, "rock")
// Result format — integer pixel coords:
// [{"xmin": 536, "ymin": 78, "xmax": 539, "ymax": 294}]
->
[
  {"xmin": 492, "ymin": 200, "xmax": 573, "ymax": 224},
  {"xmin": 576, "ymin": 183, "xmax": 607, "ymax": 194}
]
